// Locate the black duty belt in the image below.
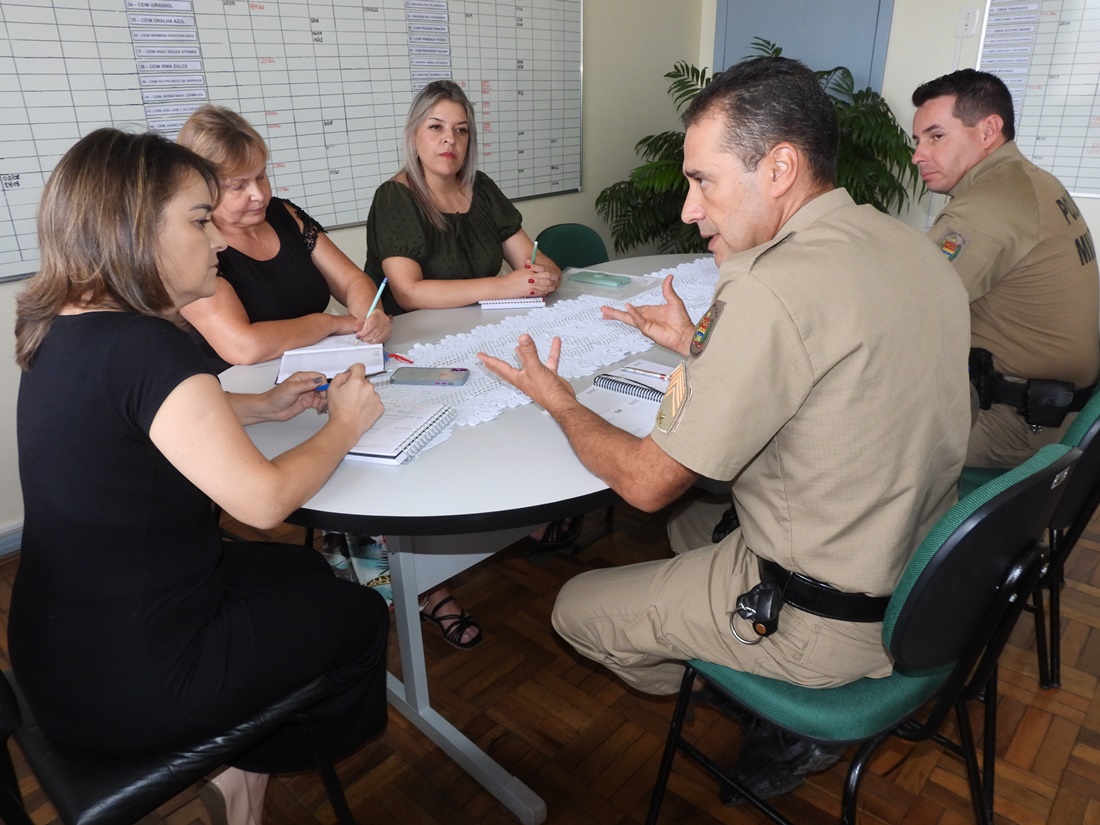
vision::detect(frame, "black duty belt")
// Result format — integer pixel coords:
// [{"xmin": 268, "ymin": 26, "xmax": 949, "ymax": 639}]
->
[
  {"xmin": 758, "ymin": 559, "xmax": 890, "ymax": 623},
  {"xmin": 991, "ymin": 375, "xmax": 1093, "ymax": 412},
  {"xmin": 968, "ymin": 348, "xmax": 1094, "ymax": 428}
]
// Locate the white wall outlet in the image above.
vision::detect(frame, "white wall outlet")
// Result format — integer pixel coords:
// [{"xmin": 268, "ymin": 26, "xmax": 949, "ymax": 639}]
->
[{"xmin": 958, "ymin": 6, "xmax": 979, "ymax": 37}]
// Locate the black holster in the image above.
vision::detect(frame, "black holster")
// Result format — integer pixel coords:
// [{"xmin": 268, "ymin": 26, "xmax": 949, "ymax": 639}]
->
[
  {"xmin": 968, "ymin": 347, "xmax": 1092, "ymax": 428},
  {"xmin": 969, "ymin": 347, "xmax": 996, "ymax": 410}
]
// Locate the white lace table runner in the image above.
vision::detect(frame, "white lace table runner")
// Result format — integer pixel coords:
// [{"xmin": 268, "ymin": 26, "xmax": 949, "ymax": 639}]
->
[{"xmin": 376, "ymin": 256, "xmax": 719, "ymax": 448}]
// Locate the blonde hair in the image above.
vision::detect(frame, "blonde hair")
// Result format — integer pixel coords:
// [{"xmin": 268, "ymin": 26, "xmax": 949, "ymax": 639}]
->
[
  {"xmin": 401, "ymin": 81, "xmax": 478, "ymax": 230},
  {"xmin": 15, "ymin": 128, "xmax": 220, "ymax": 369},
  {"xmin": 177, "ymin": 104, "xmax": 268, "ymax": 176}
]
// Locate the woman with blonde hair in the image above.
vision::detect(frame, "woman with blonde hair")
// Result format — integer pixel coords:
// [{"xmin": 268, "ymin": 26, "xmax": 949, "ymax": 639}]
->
[
  {"xmin": 13, "ymin": 128, "xmax": 389, "ymax": 825},
  {"xmin": 367, "ymin": 80, "xmax": 581, "ymax": 551},
  {"xmin": 177, "ymin": 104, "xmax": 391, "ymax": 372},
  {"xmin": 365, "ymin": 80, "xmax": 563, "ymax": 315}
]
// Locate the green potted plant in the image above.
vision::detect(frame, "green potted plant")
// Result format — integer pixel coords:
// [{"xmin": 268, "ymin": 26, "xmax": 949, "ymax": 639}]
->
[{"xmin": 595, "ymin": 40, "xmax": 922, "ymax": 255}]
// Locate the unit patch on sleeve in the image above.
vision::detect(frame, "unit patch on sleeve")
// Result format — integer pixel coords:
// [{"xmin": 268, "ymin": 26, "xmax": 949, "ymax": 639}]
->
[
  {"xmin": 937, "ymin": 231, "xmax": 967, "ymax": 262},
  {"xmin": 689, "ymin": 299, "xmax": 725, "ymax": 357}
]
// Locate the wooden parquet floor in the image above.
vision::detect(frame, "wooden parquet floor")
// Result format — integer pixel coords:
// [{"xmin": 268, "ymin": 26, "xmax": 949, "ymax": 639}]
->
[{"xmin": 3, "ymin": 498, "xmax": 1100, "ymax": 825}]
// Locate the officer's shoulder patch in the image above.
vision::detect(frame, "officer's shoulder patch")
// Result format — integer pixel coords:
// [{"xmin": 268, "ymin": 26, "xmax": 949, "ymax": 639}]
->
[
  {"xmin": 938, "ymin": 231, "xmax": 967, "ymax": 262},
  {"xmin": 689, "ymin": 299, "xmax": 725, "ymax": 357}
]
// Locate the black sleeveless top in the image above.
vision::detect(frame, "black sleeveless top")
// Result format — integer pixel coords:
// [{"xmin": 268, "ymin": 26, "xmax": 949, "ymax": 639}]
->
[{"xmin": 191, "ymin": 198, "xmax": 330, "ymax": 371}]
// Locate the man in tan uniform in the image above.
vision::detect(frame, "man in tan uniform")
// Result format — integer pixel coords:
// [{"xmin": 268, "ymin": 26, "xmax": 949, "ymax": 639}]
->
[
  {"xmin": 912, "ymin": 69, "xmax": 1100, "ymax": 469},
  {"xmin": 480, "ymin": 57, "xmax": 970, "ymax": 799}
]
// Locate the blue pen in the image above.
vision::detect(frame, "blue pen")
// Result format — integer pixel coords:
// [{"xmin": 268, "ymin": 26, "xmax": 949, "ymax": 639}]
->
[
  {"xmin": 354, "ymin": 277, "xmax": 388, "ymax": 346},
  {"xmin": 315, "ymin": 381, "xmax": 331, "ymax": 392}
]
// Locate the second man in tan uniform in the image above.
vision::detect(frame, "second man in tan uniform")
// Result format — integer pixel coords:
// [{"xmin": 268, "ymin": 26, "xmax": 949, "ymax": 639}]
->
[{"xmin": 912, "ymin": 69, "xmax": 1100, "ymax": 468}]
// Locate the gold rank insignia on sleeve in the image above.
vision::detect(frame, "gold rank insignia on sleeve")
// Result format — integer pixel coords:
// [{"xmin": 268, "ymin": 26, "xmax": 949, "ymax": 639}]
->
[
  {"xmin": 656, "ymin": 362, "xmax": 687, "ymax": 433},
  {"xmin": 938, "ymin": 231, "xmax": 967, "ymax": 261},
  {"xmin": 689, "ymin": 299, "xmax": 725, "ymax": 357}
]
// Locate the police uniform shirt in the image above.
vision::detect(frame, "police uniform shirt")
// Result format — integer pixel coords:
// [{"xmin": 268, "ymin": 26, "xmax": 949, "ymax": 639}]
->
[
  {"xmin": 930, "ymin": 141, "xmax": 1100, "ymax": 388},
  {"xmin": 650, "ymin": 189, "xmax": 971, "ymax": 598}
]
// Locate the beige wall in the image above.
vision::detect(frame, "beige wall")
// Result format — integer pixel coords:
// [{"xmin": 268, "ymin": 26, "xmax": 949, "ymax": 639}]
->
[{"xmin": 0, "ymin": 0, "xmax": 714, "ymax": 550}]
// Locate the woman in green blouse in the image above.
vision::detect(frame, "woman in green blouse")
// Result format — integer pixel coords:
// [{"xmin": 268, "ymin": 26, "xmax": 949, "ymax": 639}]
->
[
  {"xmin": 365, "ymin": 80, "xmax": 562, "ymax": 315},
  {"xmin": 366, "ymin": 80, "xmax": 582, "ymax": 550}
]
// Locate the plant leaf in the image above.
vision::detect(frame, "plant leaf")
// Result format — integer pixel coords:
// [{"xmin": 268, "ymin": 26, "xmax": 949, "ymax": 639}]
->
[{"xmin": 596, "ymin": 46, "xmax": 920, "ymax": 253}]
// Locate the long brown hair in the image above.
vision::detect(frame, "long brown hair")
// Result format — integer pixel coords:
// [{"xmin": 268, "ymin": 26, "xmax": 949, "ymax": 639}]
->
[{"xmin": 14, "ymin": 128, "xmax": 221, "ymax": 369}]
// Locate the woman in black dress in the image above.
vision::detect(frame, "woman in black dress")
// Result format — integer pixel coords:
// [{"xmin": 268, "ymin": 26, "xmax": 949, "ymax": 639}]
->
[{"xmin": 12, "ymin": 129, "xmax": 389, "ymax": 825}]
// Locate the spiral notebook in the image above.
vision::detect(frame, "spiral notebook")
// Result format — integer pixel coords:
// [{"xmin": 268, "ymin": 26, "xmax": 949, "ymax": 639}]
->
[
  {"xmin": 478, "ymin": 296, "xmax": 545, "ymax": 310},
  {"xmin": 346, "ymin": 403, "xmax": 456, "ymax": 465},
  {"xmin": 591, "ymin": 360, "xmax": 670, "ymax": 403},
  {"xmin": 578, "ymin": 359, "xmax": 673, "ymax": 437}
]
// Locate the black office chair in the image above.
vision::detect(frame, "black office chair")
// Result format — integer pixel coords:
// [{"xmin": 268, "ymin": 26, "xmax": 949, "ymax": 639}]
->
[
  {"xmin": 646, "ymin": 442, "xmax": 1078, "ymax": 825},
  {"xmin": 958, "ymin": 387, "xmax": 1100, "ymax": 688},
  {"xmin": 535, "ymin": 223, "xmax": 609, "ymax": 270},
  {"xmin": 0, "ymin": 671, "xmax": 359, "ymax": 825}
]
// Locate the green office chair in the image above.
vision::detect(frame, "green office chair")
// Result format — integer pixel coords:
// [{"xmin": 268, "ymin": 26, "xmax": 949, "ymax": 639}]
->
[
  {"xmin": 959, "ymin": 387, "xmax": 1100, "ymax": 688},
  {"xmin": 646, "ymin": 442, "xmax": 1078, "ymax": 825},
  {"xmin": 534, "ymin": 223, "xmax": 609, "ymax": 270}
]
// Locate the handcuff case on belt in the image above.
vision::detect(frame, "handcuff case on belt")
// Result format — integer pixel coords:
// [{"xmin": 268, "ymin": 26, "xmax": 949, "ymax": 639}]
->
[
  {"xmin": 969, "ymin": 347, "xmax": 1088, "ymax": 428},
  {"xmin": 730, "ymin": 581, "xmax": 783, "ymax": 644}
]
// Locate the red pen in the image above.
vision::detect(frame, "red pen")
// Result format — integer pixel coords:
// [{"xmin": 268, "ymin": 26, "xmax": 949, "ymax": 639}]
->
[{"xmin": 386, "ymin": 352, "xmax": 414, "ymax": 364}]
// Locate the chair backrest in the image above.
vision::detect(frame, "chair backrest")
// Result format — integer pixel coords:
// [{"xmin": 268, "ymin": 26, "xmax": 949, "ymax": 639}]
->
[
  {"xmin": 534, "ymin": 223, "xmax": 609, "ymax": 270},
  {"xmin": 0, "ymin": 670, "xmax": 20, "ymax": 741},
  {"xmin": 885, "ymin": 443, "xmax": 1077, "ymax": 672},
  {"xmin": 0, "ymin": 669, "xmax": 345, "ymax": 825},
  {"xmin": 0, "ymin": 674, "xmax": 32, "ymax": 825},
  {"xmin": 1051, "ymin": 387, "xmax": 1100, "ymax": 543}
]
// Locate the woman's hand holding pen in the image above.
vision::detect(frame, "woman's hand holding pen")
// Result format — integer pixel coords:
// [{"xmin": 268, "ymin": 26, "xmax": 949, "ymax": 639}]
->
[
  {"xmin": 263, "ymin": 372, "xmax": 329, "ymax": 420},
  {"xmin": 354, "ymin": 308, "xmax": 392, "ymax": 344},
  {"xmin": 353, "ymin": 276, "xmax": 390, "ymax": 344},
  {"xmin": 324, "ymin": 363, "xmax": 385, "ymax": 436},
  {"xmin": 501, "ymin": 262, "xmax": 559, "ymax": 298}
]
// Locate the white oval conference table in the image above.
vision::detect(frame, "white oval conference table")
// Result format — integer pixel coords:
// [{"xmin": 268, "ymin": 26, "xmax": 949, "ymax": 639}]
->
[{"xmin": 218, "ymin": 254, "xmax": 698, "ymax": 825}]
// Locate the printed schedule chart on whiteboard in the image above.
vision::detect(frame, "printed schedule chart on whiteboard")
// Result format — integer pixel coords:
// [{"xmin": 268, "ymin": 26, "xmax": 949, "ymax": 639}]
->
[
  {"xmin": 978, "ymin": 0, "xmax": 1100, "ymax": 198},
  {"xmin": 0, "ymin": 0, "xmax": 582, "ymax": 282}
]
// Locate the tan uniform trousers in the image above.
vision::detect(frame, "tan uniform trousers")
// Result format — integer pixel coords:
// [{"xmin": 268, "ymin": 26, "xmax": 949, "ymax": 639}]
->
[
  {"xmin": 967, "ymin": 398, "xmax": 1071, "ymax": 469},
  {"xmin": 551, "ymin": 500, "xmax": 893, "ymax": 696}
]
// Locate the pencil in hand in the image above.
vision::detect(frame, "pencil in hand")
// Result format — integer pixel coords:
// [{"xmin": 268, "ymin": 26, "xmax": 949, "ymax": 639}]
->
[{"xmin": 354, "ymin": 277, "xmax": 388, "ymax": 346}]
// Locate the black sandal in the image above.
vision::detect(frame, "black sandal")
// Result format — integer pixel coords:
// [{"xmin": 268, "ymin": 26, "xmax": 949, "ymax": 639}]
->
[
  {"xmin": 420, "ymin": 595, "xmax": 483, "ymax": 650},
  {"xmin": 536, "ymin": 514, "xmax": 584, "ymax": 547}
]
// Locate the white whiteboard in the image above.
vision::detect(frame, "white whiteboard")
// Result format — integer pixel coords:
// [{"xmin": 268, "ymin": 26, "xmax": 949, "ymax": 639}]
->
[
  {"xmin": 978, "ymin": 0, "xmax": 1100, "ymax": 198},
  {"xmin": 0, "ymin": 0, "xmax": 582, "ymax": 283}
]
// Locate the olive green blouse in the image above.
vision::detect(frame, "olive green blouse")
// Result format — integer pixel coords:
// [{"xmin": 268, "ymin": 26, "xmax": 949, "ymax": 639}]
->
[{"xmin": 364, "ymin": 170, "xmax": 523, "ymax": 315}]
